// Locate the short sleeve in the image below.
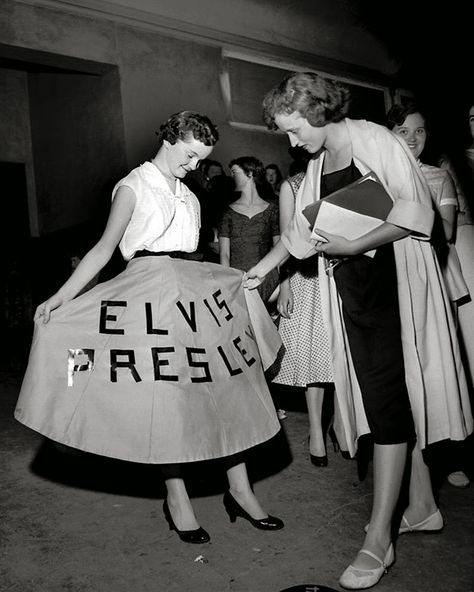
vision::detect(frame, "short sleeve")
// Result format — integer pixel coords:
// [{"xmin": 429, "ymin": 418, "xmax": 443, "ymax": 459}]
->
[
  {"xmin": 270, "ymin": 203, "xmax": 280, "ymax": 237},
  {"xmin": 438, "ymin": 172, "xmax": 458, "ymax": 208},
  {"xmin": 218, "ymin": 208, "xmax": 232, "ymax": 238},
  {"xmin": 371, "ymin": 129, "xmax": 434, "ymax": 238}
]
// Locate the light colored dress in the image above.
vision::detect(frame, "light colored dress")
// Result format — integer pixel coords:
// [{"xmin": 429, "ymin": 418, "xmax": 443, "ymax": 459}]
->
[
  {"xmin": 440, "ymin": 152, "xmax": 474, "ymax": 385},
  {"xmin": 281, "ymin": 119, "xmax": 473, "ymax": 456},
  {"xmin": 272, "ymin": 172, "xmax": 333, "ymax": 386},
  {"xmin": 419, "ymin": 161, "xmax": 468, "ymax": 303},
  {"xmin": 15, "ymin": 162, "xmax": 281, "ymax": 464}
]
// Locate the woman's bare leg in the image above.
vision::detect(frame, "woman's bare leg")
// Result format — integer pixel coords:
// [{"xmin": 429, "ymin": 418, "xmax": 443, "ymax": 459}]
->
[
  {"xmin": 226, "ymin": 462, "xmax": 267, "ymax": 519},
  {"xmin": 351, "ymin": 442, "xmax": 407, "ymax": 569},
  {"xmin": 164, "ymin": 477, "xmax": 200, "ymax": 530},
  {"xmin": 306, "ymin": 386, "xmax": 326, "ymax": 457},
  {"xmin": 402, "ymin": 442, "xmax": 438, "ymax": 524}
]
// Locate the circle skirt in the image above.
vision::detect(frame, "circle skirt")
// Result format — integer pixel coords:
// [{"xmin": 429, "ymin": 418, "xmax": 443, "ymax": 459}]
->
[{"xmin": 15, "ymin": 257, "xmax": 282, "ymax": 464}]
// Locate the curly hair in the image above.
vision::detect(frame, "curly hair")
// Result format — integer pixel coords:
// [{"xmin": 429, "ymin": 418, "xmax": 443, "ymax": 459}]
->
[
  {"xmin": 229, "ymin": 156, "xmax": 265, "ymax": 182},
  {"xmin": 262, "ymin": 72, "xmax": 351, "ymax": 130},
  {"xmin": 229, "ymin": 156, "xmax": 275, "ymax": 200},
  {"xmin": 385, "ymin": 101, "xmax": 420, "ymax": 130},
  {"xmin": 156, "ymin": 110, "xmax": 219, "ymax": 146}
]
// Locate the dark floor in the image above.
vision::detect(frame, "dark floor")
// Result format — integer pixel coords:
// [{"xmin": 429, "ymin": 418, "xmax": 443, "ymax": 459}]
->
[{"xmin": 1, "ymin": 366, "xmax": 473, "ymax": 592}]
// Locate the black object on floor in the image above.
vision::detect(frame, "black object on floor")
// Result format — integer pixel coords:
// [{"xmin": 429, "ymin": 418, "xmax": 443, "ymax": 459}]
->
[{"xmin": 279, "ymin": 585, "xmax": 340, "ymax": 592}]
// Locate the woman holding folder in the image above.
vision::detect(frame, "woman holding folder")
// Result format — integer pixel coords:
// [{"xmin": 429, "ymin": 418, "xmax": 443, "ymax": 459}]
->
[{"xmin": 244, "ymin": 72, "xmax": 473, "ymax": 589}]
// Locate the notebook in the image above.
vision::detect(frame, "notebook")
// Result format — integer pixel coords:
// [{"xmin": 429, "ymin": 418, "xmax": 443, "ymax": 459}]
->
[{"xmin": 302, "ymin": 171, "xmax": 393, "ymax": 256}]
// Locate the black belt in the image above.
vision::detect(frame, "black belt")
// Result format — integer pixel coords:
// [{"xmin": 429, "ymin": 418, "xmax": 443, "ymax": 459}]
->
[{"xmin": 133, "ymin": 249, "xmax": 203, "ymax": 261}]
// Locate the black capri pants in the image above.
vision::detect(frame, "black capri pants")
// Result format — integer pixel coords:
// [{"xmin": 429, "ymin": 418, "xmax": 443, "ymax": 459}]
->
[{"xmin": 333, "ymin": 244, "xmax": 415, "ymax": 444}]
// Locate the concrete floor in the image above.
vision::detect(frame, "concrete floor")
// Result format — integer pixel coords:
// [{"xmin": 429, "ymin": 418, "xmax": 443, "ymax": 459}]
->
[{"xmin": 1, "ymin": 367, "xmax": 473, "ymax": 592}]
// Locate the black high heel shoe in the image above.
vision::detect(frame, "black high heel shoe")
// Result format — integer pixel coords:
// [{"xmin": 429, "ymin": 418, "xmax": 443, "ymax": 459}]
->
[
  {"xmin": 328, "ymin": 426, "xmax": 340, "ymax": 453},
  {"xmin": 328, "ymin": 426, "xmax": 353, "ymax": 460},
  {"xmin": 310, "ymin": 452, "xmax": 328, "ymax": 467},
  {"xmin": 223, "ymin": 491, "xmax": 284, "ymax": 530},
  {"xmin": 308, "ymin": 436, "xmax": 328, "ymax": 467},
  {"xmin": 163, "ymin": 501, "xmax": 210, "ymax": 544}
]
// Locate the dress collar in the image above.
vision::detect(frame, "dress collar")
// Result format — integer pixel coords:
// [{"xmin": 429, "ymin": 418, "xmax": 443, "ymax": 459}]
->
[{"xmin": 140, "ymin": 161, "xmax": 183, "ymax": 197}]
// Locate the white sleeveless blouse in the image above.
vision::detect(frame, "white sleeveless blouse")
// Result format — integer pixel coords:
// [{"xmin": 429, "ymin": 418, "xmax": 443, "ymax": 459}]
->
[{"xmin": 112, "ymin": 161, "xmax": 200, "ymax": 260}]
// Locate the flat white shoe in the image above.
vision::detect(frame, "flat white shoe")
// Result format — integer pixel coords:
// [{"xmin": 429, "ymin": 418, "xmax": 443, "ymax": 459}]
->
[
  {"xmin": 447, "ymin": 471, "xmax": 470, "ymax": 488},
  {"xmin": 399, "ymin": 509, "xmax": 444, "ymax": 534},
  {"xmin": 339, "ymin": 544, "xmax": 394, "ymax": 590},
  {"xmin": 363, "ymin": 508, "xmax": 444, "ymax": 535}
]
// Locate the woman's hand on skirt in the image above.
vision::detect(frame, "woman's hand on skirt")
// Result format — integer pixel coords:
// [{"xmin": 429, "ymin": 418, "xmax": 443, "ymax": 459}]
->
[
  {"xmin": 34, "ymin": 294, "xmax": 64, "ymax": 324},
  {"xmin": 242, "ymin": 268, "xmax": 263, "ymax": 290}
]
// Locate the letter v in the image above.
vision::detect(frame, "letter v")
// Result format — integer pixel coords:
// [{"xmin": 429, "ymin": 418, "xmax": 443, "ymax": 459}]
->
[{"xmin": 176, "ymin": 300, "xmax": 197, "ymax": 332}]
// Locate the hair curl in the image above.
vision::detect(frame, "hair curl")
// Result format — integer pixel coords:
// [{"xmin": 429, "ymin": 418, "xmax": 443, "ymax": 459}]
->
[
  {"xmin": 156, "ymin": 110, "xmax": 219, "ymax": 146},
  {"xmin": 385, "ymin": 101, "xmax": 421, "ymax": 130},
  {"xmin": 262, "ymin": 72, "xmax": 350, "ymax": 130}
]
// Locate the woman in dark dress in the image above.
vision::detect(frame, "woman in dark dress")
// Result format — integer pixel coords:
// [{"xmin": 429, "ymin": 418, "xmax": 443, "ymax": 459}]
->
[
  {"xmin": 219, "ymin": 156, "xmax": 280, "ymax": 303},
  {"xmin": 265, "ymin": 163, "xmax": 283, "ymax": 202}
]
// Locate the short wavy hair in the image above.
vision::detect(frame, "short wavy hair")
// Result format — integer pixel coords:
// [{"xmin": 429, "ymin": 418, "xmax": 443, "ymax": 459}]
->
[
  {"xmin": 156, "ymin": 110, "xmax": 219, "ymax": 146},
  {"xmin": 229, "ymin": 156, "xmax": 265, "ymax": 180},
  {"xmin": 229, "ymin": 156, "xmax": 272, "ymax": 198},
  {"xmin": 385, "ymin": 101, "xmax": 421, "ymax": 130},
  {"xmin": 262, "ymin": 72, "xmax": 351, "ymax": 130}
]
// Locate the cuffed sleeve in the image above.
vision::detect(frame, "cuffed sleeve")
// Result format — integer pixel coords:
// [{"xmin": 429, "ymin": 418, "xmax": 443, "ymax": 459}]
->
[{"xmin": 386, "ymin": 199, "xmax": 434, "ymax": 238}]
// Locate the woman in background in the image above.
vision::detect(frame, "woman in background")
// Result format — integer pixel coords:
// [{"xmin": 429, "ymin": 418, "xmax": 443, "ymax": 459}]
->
[
  {"xmin": 273, "ymin": 170, "xmax": 346, "ymax": 465},
  {"xmin": 219, "ymin": 156, "xmax": 280, "ymax": 304},
  {"xmin": 456, "ymin": 103, "xmax": 474, "ymax": 386},
  {"xmin": 219, "ymin": 156, "xmax": 284, "ymax": 419},
  {"xmin": 387, "ymin": 102, "xmax": 471, "ymax": 490},
  {"xmin": 265, "ymin": 163, "xmax": 283, "ymax": 202},
  {"xmin": 440, "ymin": 103, "xmax": 474, "ymax": 386},
  {"xmin": 438, "ymin": 102, "xmax": 474, "ymax": 487},
  {"xmin": 386, "ymin": 103, "xmax": 468, "ymax": 308}
]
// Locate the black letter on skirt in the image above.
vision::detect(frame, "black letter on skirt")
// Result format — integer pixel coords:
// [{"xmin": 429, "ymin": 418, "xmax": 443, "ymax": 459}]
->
[
  {"xmin": 110, "ymin": 349, "xmax": 142, "ymax": 382},
  {"xmin": 100, "ymin": 301, "xmax": 126, "ymax": 334},
  {"xmin": 151, "ymin": 347, "xmax": 179, "ymax": 381},
  {"xmin": 212, "ymin": 290, "xmax": 233, "ymax": 321},
  {"xmin": 217, "ymin": 345, "xmax": 243, "ymax": 376},
  {"xmin": 203, "ymin": 298, "xmax": 220, "ymax": 326},
  {"xmin": 145, "ymin": 303, "xmax": 169, "ymax": 334},
  {"xmin": 176, "ymin": 301, "xmax": 197, "ymax": 332},
  {"xmin": 186, "ymin": 347, "xmax": 212, "ymax": 383},
  {"xmin": 233, "ymin": 336, "xmax": 256, "ymax": 367}
]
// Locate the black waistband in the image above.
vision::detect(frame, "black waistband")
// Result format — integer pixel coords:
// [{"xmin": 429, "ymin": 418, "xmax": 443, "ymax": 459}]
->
[{"xmin": 133, "ymin": 249, "xmax": 203, "ymax": 261}]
